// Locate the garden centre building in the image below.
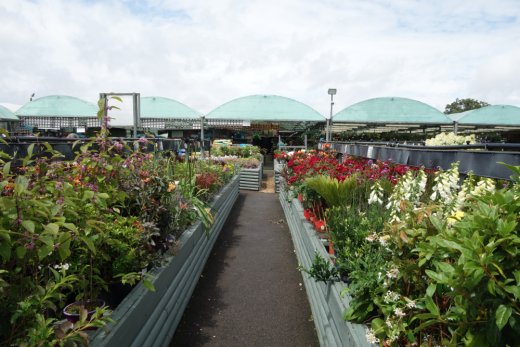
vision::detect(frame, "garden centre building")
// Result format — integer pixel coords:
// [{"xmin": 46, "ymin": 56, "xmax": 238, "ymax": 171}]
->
[{"xmin": 8, "ymin": 93, "xmax": 520, "ymax": 140}]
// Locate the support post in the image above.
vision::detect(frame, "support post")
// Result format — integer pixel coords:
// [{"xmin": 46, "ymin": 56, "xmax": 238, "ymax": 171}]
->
[{"xmin": 200, "ymin": 116, "xmax": 205, "ymax": 158}]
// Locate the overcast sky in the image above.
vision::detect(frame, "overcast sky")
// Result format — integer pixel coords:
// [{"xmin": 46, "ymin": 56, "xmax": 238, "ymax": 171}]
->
[{"xmin": 1, "ymin": 0, "xmax": 519, "ymax": 115}]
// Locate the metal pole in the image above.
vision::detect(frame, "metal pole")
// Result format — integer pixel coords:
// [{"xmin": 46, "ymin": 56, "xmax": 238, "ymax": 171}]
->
[
  {"xmin": 304, "ymin": 134, "xmax": 307, "ymax": 149},
  {"xmin": 133, "ymin": 93, "xmax": 138, "ymax": 138},
  {"xmin": 326, "ymin": 93, "xmax": 334, "ymax": 142},
  {"xmin": 200, "ymin": 116, "xmax": 205, "ymax": 158},
  {"xmin": 454, "ymin": 121, "xmax": 458, "ymax": 135}
]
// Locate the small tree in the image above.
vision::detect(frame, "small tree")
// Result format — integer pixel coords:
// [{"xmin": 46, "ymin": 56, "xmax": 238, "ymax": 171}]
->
[{"xmin": 444, "ymin": 98, "xmax": 489, "ymax": 114}]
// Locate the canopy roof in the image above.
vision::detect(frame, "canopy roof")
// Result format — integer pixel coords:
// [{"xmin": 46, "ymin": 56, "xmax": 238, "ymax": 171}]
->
[
  {"xmin": 457, "ymin": 105, "xmax": 520, "ymax": 126},
  {"xmin": 141, "ymin": 96, "xmax": 200, "ymax": 119},
  {"xmin": 333, "ymin": 97, "xmax": 452, "ymax": 124},
  {"xmin": 206, "ymin": 95, "xmax": 325, "ymax": 122},
  {"xmin": 446, "ymin": 110, "xmax": 471, "ymax": 122},
  {"xmin": 0, "ymin": 105, "xmax": 18, "ymax": 120},
  {"xmin": 16, "ymin": 95, "xmax": 97, "ymax": 117}
]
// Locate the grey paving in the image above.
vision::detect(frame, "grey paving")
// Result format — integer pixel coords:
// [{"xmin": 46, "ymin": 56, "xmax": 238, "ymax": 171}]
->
[{"xmin": 170, "ymin": 190, "xmax": 319, "ymax": 347}]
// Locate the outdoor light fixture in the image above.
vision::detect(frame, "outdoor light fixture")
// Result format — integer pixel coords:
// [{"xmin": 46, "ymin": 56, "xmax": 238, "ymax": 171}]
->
[{"xmin": 326, "ymin": 89, "xmax": 337, "ymax": 141}]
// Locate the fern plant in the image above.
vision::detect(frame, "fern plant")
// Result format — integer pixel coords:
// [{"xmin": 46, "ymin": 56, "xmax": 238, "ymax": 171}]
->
[{"xmin": 304, "ymin": 175, "xmax": 358, "ymax": 207}]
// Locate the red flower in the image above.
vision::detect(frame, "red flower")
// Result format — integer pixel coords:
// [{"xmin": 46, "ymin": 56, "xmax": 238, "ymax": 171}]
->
[
  {"xmin": 303, "ymin": 209, "xmax": 315, "ymax": 221},
  {"xmin": 313, "ymin": 219, "xmax": 326, "ymax": 233}
]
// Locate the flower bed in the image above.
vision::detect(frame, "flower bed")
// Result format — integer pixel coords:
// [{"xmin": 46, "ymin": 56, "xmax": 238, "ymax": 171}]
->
[
  {"xmin": 90, "ymin": 174, "xmax": 239, "ymax": 346},
  {"xmin": 279, "ymin": 187, "xmax": 371, "ymax": 347},
  {"xmin": 280, "ymin": 149, "xmax": 520, "ymax": 346},
  {"xmin": 0, "ymin": 128, "xmax": 238, "ymax": 345}
]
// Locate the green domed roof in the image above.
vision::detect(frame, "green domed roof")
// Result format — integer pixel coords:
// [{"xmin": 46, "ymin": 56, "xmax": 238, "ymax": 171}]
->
[
  {"xmin": 333, "ymin": 97, "xmax": 451, "ymax": 124},
  {"xmin": 207, "ymin": 95, "xmax": 325, "ymax": 121},
  {"xmin": 0, "ymin": 105, "xmax": 18, "ymax": 120},
  {"xmin": 16, "ymin": 95, "xmax": 97, "ymax": 117},
  {"xmin": 141, "ymin": 96, "xmax": 200, "ymax": 118},
  {"xmin": 457, "ymin": 105, "xmax": 520, "ymax": 126}
]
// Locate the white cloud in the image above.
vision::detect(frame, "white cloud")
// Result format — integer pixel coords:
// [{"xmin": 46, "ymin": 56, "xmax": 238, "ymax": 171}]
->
[{"xmin": 0, "ymin": 0, "xmax": 519, "ymax": 115}]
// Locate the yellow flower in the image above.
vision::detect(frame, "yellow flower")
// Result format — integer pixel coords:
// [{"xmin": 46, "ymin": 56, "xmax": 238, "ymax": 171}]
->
[
  {"xmin": 447, "ymin": 210, "xmax": 465, "ymax": 225},
  {"xmin": 167, "ymin": 182, "xmax": 176, "ymax": 192}
]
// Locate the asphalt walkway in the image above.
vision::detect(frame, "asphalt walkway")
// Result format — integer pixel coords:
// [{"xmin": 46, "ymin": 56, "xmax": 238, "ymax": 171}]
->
[{"xmin": 170, "ymin": 190, "xmax": 319, "ymax": 347}]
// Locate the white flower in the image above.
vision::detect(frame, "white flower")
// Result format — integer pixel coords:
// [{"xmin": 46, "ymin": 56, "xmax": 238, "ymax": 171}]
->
[
  {"xmin": 405, "ymin": 299, "xmax": 416, "ymax": 309},
  {"xmin": 386, "ymin": 267, "xmax": 399, "ymax": 279},
  {"xmin": 54, "ymin": 263, "xmax": 70, "ymax": 271},
  {"xmin": 365, "ymin": 328, "xmax": 380, "ymax": 344},
  {"xmin": 384, "ymin": 290, "xmax": 400, "ymax": 303},
  {"xmin": 378, "ymin": 235, "xmax": 390, "ymax": 246},
  {"xmin": 365, "ymin": 232, "xmax": 378, "ymax": 242},
  {"xmin": 368, "ymin": 182, "xmax": 384, "ymax": 205},
  {"xmin": 385, "ymin": 318, "xmax": 393, "ymax": 328},
  {"xmin": 394, "ymin": 307, "xmax": 406, "ymax": 318}
]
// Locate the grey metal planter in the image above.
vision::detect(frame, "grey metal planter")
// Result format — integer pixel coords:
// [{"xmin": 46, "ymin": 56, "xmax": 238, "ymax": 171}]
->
[
  {"xmin": 91, "ymin": 175, "xmax": 240, "ymax": 347},
  {"xmin": 274, "ymin": 159, "xmax": 285, "ymax": 193},
  {"xmin": 279, "ymin": 188, "xmax": 373, "ymax": 347},
  {"xmin": 239, "ymin": 165, "xmax": 263, "ymax": 191}
]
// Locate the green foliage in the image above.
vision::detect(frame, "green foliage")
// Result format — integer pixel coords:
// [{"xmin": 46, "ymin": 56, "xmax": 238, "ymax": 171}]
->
[
  {"xmin": 0, "ymin": 121, "xmax": 236, "ymax": 344},
  {"xmin": 304, "ymin": 175, "xmax": 358, "ymax": 207},
  {"xmin": 334, "ymin": 164, "xmax": 520, "ymax": 345},
  {"xmin": 299, "ymin": 252, "xmax": 339, "ymax": 283},
  {"xmin": 211, "ymin": 144, "xmax": 261, "ymax": 159},
  {"xmin": 444, "ymin": 97, "xmax": 490, "ymax": 114}
]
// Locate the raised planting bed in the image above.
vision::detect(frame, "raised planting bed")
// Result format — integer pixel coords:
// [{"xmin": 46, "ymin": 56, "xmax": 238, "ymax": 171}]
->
[
  {"xmin": 274, "ymin": 159, "xmax": 285, "ymax": 193},
  {"xmin": 239, "ymin": 164, "xmax": 263, "ymax": 191},
  {"xmin": 91, "ymin": 175, "xmax": 240, "ymax": 347},
  {"xmin": 279, "ymin": 188, "xmax": 373, "ymax": 347}
]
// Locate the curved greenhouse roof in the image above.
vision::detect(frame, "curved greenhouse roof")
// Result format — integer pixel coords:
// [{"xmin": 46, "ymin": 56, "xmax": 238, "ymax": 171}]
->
[
  {"xmin": 16, "ymin": 95, "xmax": 97, "ymax": 117},
  {"xmin": 0, "ymin": 105, "xmax": 18, "ymax": 120},
  {"xmin": 457, "ymin": 105, "xmax": 520, "ymax": 126},
  {"xmin": 141, "ymin": 96, "xmax": 200, "ymax": 118},
  {"xmin": 333, "ymin": 97, "xmax": 452, "ymax": 124},
  {"xmin": 206, "ymin": 95, "xmax": 325, "ymax": 122}
]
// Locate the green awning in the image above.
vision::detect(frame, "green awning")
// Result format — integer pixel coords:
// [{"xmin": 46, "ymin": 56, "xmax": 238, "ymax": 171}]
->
[
  {"xmin": 207, "ymin": 95, "xmax": 325, "ymax": 122},
  {"xmin": 141, "ymin": 96, "xmax": 200, "ymax": 118},
  {"xmin": 0, "ymin": 105, "xmax": 18, "ymax": 120},
  {"xmin": 457, "ymin": 105, "xmax": 520, "ymax": 126},
  {"xmin": 333, "ymin": 97, "xmax": 452, "ymax": 124},
  {"xmin": 16, "ymin": 95, "xmax": 97, "ymax": 117}
]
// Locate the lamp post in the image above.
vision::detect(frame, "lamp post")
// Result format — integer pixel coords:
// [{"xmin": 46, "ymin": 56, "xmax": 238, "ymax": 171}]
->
[{"xmin": 326, "ymin": 88, "xmax": 336, "ymax": 142}]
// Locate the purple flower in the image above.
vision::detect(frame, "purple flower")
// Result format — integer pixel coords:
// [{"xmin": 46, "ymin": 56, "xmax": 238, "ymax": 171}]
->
[{"xmin": 114, "ymin": 142, "xmax": 124, "ymax": 151}]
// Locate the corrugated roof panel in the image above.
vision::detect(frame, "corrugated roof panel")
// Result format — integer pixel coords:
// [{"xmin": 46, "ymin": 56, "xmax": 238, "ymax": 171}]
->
[
  {"xmin": 333, "ymin": 97, "xmax": 452, "ymax": 124},
  {"xmin": 0, "ymin": 105, "xmax": 18, "ymax": 120},
  {"xmin": 15, "ymin": 95, "xmax": 97, "ymax": 117},
  {"xmin": 140, "ymin": 96, "xmax": 200, "ymax": 118},
  {"xmin": 457, "ymin": 105, "xmax": 520, "ymax": 126},
  {"xmin": 206, "ymin": 95, "xmax": 325, "ymax": 121}
]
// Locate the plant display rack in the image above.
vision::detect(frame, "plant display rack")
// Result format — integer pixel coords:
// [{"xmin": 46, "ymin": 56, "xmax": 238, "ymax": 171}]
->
[
  {"xmin": 328, "ymin": 142, "xmax": 520, "ymax": 180},
  {"xmin": 91, "ymin": 175, "xmax": 240, "ymax": 347},
  {"xmin": 279, "ymin": 187, "xmax": 373, "ymax": 347},
  {"xmin": 239, "ymin": 164, "xmax": 263, "ymax": 191}
]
